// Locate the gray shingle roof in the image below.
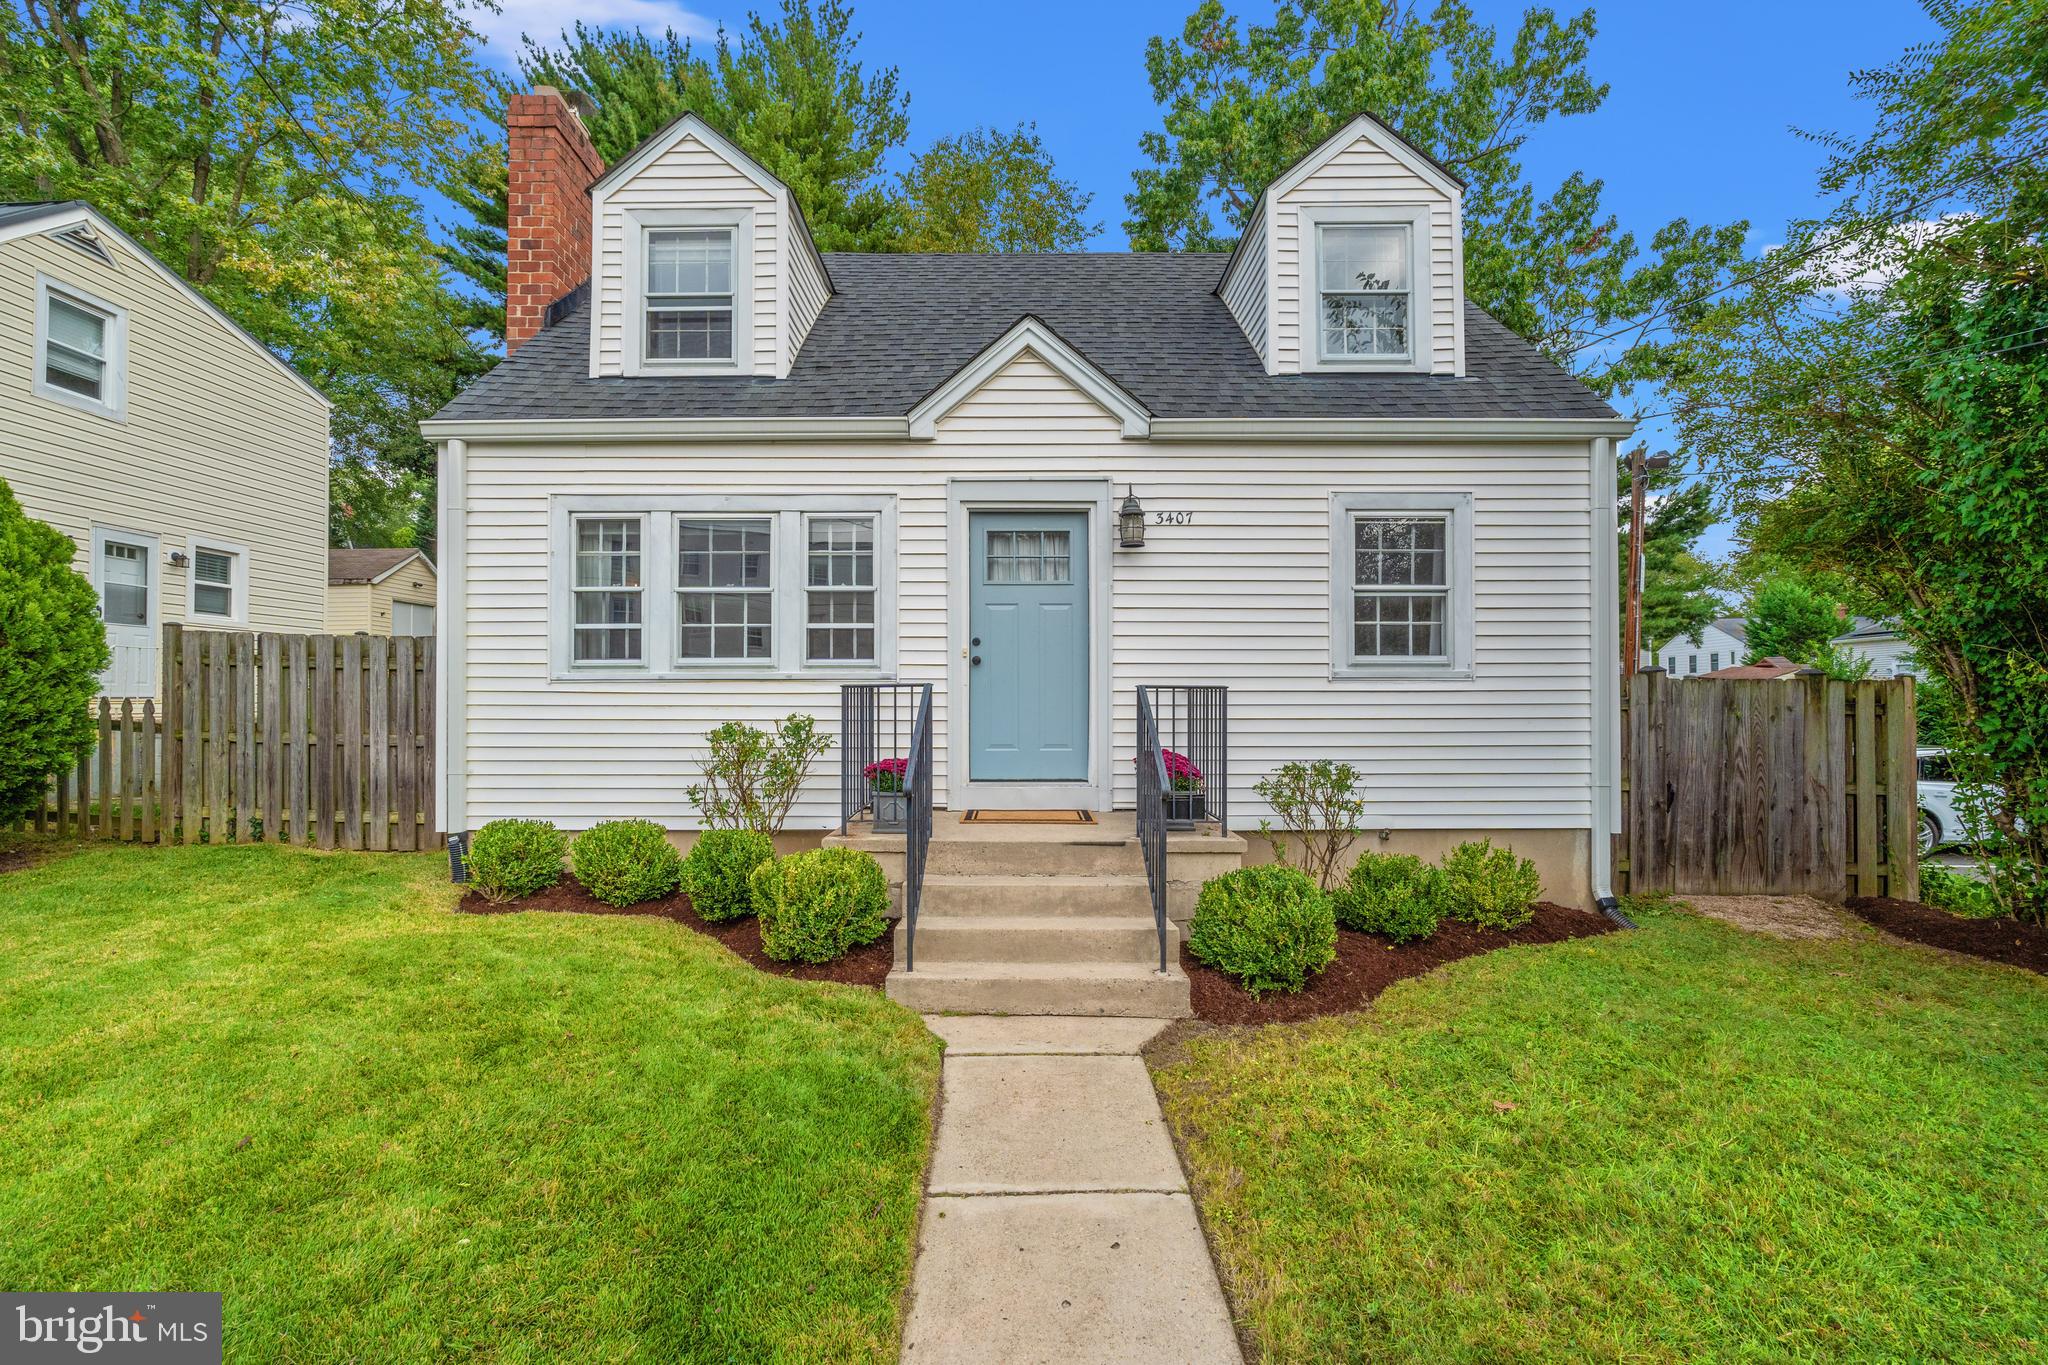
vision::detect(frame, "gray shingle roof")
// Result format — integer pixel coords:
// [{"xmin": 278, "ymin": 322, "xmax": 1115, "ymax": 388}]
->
[
  {"xmin": 433, "ymin": 252, "xmax": 1617, "ymax": 424},
  {"xmin": 0, "ymin": 201, "xmax": 73, "ymax": 230},
  {"xmin": 329, "ymin": 547, "xmax": 430, "ymax": 585}
]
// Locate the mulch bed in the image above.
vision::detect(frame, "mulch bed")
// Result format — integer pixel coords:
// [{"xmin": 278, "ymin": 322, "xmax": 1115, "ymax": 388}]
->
[
  {"xmin": 1845, "ymin": 896, "xmax": 2047, "ymax": 975},
  {"xmin": 456, "ymin": 876, "xmax": 893, "ymax": 987},
  {"xmin": 1184, "ymin": 901, "xmax": 1617, "ymax": 1026}
]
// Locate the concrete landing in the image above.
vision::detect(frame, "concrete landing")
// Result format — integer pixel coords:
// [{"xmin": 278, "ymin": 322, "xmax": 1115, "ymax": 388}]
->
[{"xmin": 901, "ymin": 1016, "xmax": 1241, "ymax": 1364}]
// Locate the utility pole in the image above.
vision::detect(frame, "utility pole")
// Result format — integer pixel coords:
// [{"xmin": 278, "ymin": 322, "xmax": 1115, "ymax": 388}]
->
[{"xmin": 1623, "ymin": 446, "xmax": 1672, "ymax": 674}]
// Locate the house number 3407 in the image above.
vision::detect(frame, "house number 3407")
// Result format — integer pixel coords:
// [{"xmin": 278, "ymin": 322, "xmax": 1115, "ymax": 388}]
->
[{"xmin": 1151, "ymin": 510, "xmax": 1194, "ymax": 526}]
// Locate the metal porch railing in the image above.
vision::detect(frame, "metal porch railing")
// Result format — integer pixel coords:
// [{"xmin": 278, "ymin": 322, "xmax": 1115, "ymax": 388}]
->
[{"xmin": 840, "ymin": 682, "xmax": 935, "ymax": 971}]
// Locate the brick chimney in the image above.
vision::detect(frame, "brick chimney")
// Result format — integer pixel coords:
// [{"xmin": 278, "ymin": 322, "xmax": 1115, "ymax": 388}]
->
[{"xmin": 505, "ymin": 86, "xmax": 605, "ymax": 353}]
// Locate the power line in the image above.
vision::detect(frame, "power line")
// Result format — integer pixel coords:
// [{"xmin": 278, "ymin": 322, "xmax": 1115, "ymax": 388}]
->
[{"xmin": 1559, "ymin": 152, "xmax": 2030, "ymax": 361}]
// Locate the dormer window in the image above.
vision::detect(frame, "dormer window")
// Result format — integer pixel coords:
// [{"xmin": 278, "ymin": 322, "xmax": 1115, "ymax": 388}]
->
[
  {"xmin": 645, "ymin": 228, "xmax": 734, "ymax": 363},
  {"xmin": 1318, "ymin": 224, "xmax": 1411, "ymax": 361}
]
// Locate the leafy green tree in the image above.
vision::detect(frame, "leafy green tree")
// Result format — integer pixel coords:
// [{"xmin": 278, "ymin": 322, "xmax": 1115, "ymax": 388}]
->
[
  {"xmin": 1664, "ymin": 0, "xmax": 2048, "ymax": 918},
  {"xmin": 1619, "ymin": 453, "xmax": 1724, "ymax": 659},
  {"xmin": 445, "ymin": 1, "xmax": 909, "ymax": 343},
  {"xmin": 0, "ymin": 479, "xmax": 108, "ymax": 821},
  {"xmin": 1742, "ymin": 577, "xmax": 1843, "ymax": 664},
  {"xmin": 899, "ymin": 123, "xmax": 1097, "ymax": 252},
  {"xmin": 0, "ymin": 0, "xmax": 497, "ymax": 527},
  {"xmin": 1123, "ymin": 0, "xmax": 1751, "ymax": 406}
]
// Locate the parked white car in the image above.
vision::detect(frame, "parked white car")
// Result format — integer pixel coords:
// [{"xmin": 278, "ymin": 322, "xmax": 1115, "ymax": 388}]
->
[{"xmin": 1918, "ymin": 748, "xmax": 1965, "ymax": 854}]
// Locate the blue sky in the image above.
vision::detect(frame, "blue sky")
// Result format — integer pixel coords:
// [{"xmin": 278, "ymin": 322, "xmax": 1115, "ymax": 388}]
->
[{"xmin": 469, "ymin": 0, "xmax": 1942, "ymax": 561}]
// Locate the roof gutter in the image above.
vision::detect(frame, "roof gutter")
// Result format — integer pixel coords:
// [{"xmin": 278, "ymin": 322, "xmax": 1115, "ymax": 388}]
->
[
  {"xmin": 420, "ymin": 414, "xmax": 1637, "ymax": 445},
  {"xmin": 417, "ymin": 416, "xmax": 912, "ymax": 443},
  {"xmin": 1148, "ymin": 416, "xmax": 1637, "ymax": 443}
]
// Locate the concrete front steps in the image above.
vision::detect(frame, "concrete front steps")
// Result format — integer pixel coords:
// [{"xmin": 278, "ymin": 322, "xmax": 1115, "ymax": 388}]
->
[{"xmin": 825, "ymin": 811, "xmax": 1246, "ymax": 1018}]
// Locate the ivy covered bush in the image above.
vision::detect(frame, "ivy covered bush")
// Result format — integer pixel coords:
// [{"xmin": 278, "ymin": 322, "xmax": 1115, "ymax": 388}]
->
[
  {"xmin": 753, "ymin": 847, "xmax": 891, "ymax": 964},
  {"xmin": 466, "ymin": 819, "xmax": 568, "ymax": 904},
  {"xmin": 681, "ymin": 827, "xmax": 775, "ymax": 922},
  {"xmin": 1187, "ymin": 865, "xmax": 1337, "ymax": 997},
  {"xmin": 1440, "ymin": 839, "xmax": 1542, "ymax": 930},
  {"xmin": 571, "ymin": 819, "xmax": 682, "ymax": 907},
  {"xmin": 1332, "ymin": 853, "xmax": 1447, "ymax": 944},
  {"xmin": 0, "ymin": 478, "xmax": 109, "ymax": 821}
]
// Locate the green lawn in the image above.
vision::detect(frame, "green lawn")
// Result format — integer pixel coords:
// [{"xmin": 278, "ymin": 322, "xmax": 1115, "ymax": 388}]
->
[
  {"xmin": 0, "ymin": 843, "xmax": 940, "ymax": 1363},
  {"xmin": 1152, "ymin": 900, "xmax": 2048, "ymax": 1363}
]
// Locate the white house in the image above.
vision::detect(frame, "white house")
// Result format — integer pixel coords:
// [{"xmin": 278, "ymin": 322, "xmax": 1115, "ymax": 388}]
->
[
  {"xmin": 1652, "ymin": 616, "xmax": 1749, "ymax": 678},
  {"xmin": 1833, "ymin": 617, "xmax": 1921, "ymax": 679},
  {"xmin": 423, "ymin": 91, "xmax": 1633, "ymax": 1011},
  {"xmin": 0, "ymin": 201, "xmax": 330, "ymax": 697}
]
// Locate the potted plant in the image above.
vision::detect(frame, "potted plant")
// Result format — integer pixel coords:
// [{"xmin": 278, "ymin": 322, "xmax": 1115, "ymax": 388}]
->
[
  {"xmin": 865, "ymin": 757, "xmax": 910, "ymax": 831},
  {"xmin": 1136, "ymin": 749, "xmax": 1206, "ymax": 829}
]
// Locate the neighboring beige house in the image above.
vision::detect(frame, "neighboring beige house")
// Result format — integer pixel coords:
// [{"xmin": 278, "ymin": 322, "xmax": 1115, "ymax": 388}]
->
[
  {"xmin": 0, "ymin": 201, "xmax": 330, "ymax": 697},
  {"xmin": 327, "ymin": 547, "xmax": 437, "ymax": 637}
]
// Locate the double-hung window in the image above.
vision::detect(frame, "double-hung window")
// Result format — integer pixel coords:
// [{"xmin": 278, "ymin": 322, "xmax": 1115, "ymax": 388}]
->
[
  {"xmin": 34, "ymin": 276, "xmax": 126, "ymax": 418},
  {"xmin": 558, "ymin": 499, "xmax": 894, "ymax": 677},
  {"xmin": 186, "ymin": 537, "xmax": 248, "ymax": 623},
  {"xmin": 678, "ymin": 517, "xmax": 774, "ymax": 662},
  {"xmin": 572, "ymin": 517, "xmax": 644, "ymax": 664},
  {"xmin": 1331, "ymin": 493, "xmax": 1472, "ymax": 677},
  {"xmin": 1351, "ymin": 516, "xmax": 1448, "ymax": 659},
  {"xmin": 1318, "ymin": 224, "xmax": 1411, "ymax": 361},
  {"xmin": 644, "ymin": 228, "xmax": 734, "ymax": 363},
  {"xmin": 805, "ymin": 516, "xmax": 877, "ymax": 662}
]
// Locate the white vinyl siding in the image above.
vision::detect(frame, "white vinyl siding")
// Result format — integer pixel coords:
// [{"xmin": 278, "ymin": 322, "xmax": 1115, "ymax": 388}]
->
[
  {"xmin": 452, "ymin": 356, "xmax": 1595, "ymax": 834},
  {"xmin": 1219, "ymin": 212, "xmax": 1268, "ymax": 362},
  {"xmin": 787, "ymin": 217, "xmax": 831, "ymax": 364},
  {"xmin": 594, "ymin": 131, "xmax": 779, "ymax": 376},
  {"xmin": 1271, "ymin": 134, "xmax": 1461, "ymax": 375},
  {"xmin": 2, "ymin": 230, "xmax": 329, "ymax": 697}
]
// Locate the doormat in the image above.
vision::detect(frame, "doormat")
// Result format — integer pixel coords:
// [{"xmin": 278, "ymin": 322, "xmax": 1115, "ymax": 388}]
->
[{"xmin": 961, "ymin": 809, "xmax": 1097, "ymax": 825}]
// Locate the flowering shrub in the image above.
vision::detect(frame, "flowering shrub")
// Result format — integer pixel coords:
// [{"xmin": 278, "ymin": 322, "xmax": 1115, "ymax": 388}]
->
[
  {"xmin": 1134, "ymin": 749, "xmax": 1204, "ymax": 792},
  {"xmin": 864, "ymin": 757, "xmax": 909, "ymax": 793}
]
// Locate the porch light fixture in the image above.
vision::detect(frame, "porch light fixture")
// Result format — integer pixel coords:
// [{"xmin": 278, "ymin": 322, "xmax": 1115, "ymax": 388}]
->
[{"xmin": 1118, "ymin": 486, "xmax": 1146, "ymax": 548}]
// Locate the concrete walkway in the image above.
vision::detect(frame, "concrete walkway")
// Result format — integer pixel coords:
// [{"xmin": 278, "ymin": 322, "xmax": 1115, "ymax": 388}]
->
[{"xmin": 901, "ymin": 1016, "xmax": 1242, "ymax": 1365}]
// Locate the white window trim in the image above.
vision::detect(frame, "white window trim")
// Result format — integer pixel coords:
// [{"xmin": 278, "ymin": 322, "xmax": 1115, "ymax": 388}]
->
[
  {"xmin": 549, "ymin": 494, "xmax": 896, "ymax": 681},
  {"xmin": 186, "ymin": 535, "xmax": 250, "ymax": 625},
  {"xmin": 622, "ymin": 208, "xmax": 754, "ymax": 377},
  {"xmin": 1329, "ymin": 492, "xmax": 1474, "ymax": 680},
  {"xmin": 675, "ymin": 512, "xmax": 779, "ymax": 669},
  {"xmin": 1300, "ymin": 205, "xmax": 1434, "ymax": 375},
  {"xmin": 33, "ymin": 273, "xmax": 128, "ymax": 421}
]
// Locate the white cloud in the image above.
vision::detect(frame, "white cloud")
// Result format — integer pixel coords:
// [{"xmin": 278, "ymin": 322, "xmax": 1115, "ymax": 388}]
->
[
  {"xmin": 1765, "ymin": 215, "xmax": 1972, "ymax": 296},
  {"xmin": 466, "ymin": 0, "xmax": 721, "ymax": 66}
]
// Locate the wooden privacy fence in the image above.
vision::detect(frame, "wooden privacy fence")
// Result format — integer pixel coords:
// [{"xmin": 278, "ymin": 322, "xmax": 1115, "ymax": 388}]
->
[
  {"xmin": 1621, "ymin": 671, "xmax": 1917, "ymax": 900},
  {"xmin": 18, "ymin": 624, "xmax": 436, "ymax": 849}
]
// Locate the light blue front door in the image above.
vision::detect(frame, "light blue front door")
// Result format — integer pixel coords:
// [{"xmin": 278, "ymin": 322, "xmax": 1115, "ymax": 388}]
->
[{"xmin": 969, "ymin": 511, "xmax": 1089, "ymax": 782}]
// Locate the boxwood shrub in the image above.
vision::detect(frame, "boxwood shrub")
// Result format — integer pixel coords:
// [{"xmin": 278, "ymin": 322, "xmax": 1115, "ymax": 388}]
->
[
  {"xmin": 1187, "ymin": 864, "xmax": 1337, "ymax": 997},
  {"xmin": 1440, "ymin": 838, "xmax": 1542, "ymax": 930},
  {"xmin": 1332, "ymin": 852, "xmax": 1447, "ymax": 943},
  {"xmin": 466, "ymin": 819, "xmax": 567, "ymax": 904},
  {"xmin": 755, "ymin": 847, "xmax": 891, "ymax": 963},
  {"xmin": 681, "ymin": 828, "xmax": 776, "ymax": 922},
  {"xmin": 571, "ymin": 819, "xmax": 682, "ymax": 907}
]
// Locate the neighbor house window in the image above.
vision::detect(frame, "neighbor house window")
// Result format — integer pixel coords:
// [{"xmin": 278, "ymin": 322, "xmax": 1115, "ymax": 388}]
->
[
  {"xmin": 677, "ymin": 516, "xmax": 773, "ymax": 662},
  {"xmin": 1667, "ymin": 656, "xmax": 1676, "ymax": 671},
  {"xmin": 186, "ymin": 538, "xmax": 248, "ymax": 623},
  {"xmin": 1689, "ymin": 654, "xmax": 1699, "ymax": 674},
  {"xmin": 644, "ymin": 228, "xmax": 734, "ymax": 363},
  {"xmin": 392, "ymin": 601, "xmax": 435, "ymax": 637},
  {"xmin": 99, "ymin": 539, "xmax": 150, "ymax": 627},
  {"xmin": 1318, "ymin": 224, "xmax": 1411, "ymax": 361},
  {"xmin": 1711, "ymin": 653, "xmax": 1720, "ymax": 671},
  {"xmin": 572, "ymin": 517, "xmax": 644, "ymax": 663},
  {"xmin": 34, "ymin": 276, "xmax": 126, "ymax": 418},
  {"xmin": 1330, "ymin": 493, "xmax": 1472, "ymax": 677},
  {"xmin": 805, "ymin": 515, "xmax": 876, "ymax": 662}
]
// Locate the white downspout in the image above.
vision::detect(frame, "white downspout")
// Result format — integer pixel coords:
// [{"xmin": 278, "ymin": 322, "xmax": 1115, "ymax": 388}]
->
[
  {"xmin": 437, "ymin": 438, "xmax": 468, "ymax": 873},
  {"xmin": 1589, "ymin": 435, "xmax": 1630, "ymax": 923}
]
